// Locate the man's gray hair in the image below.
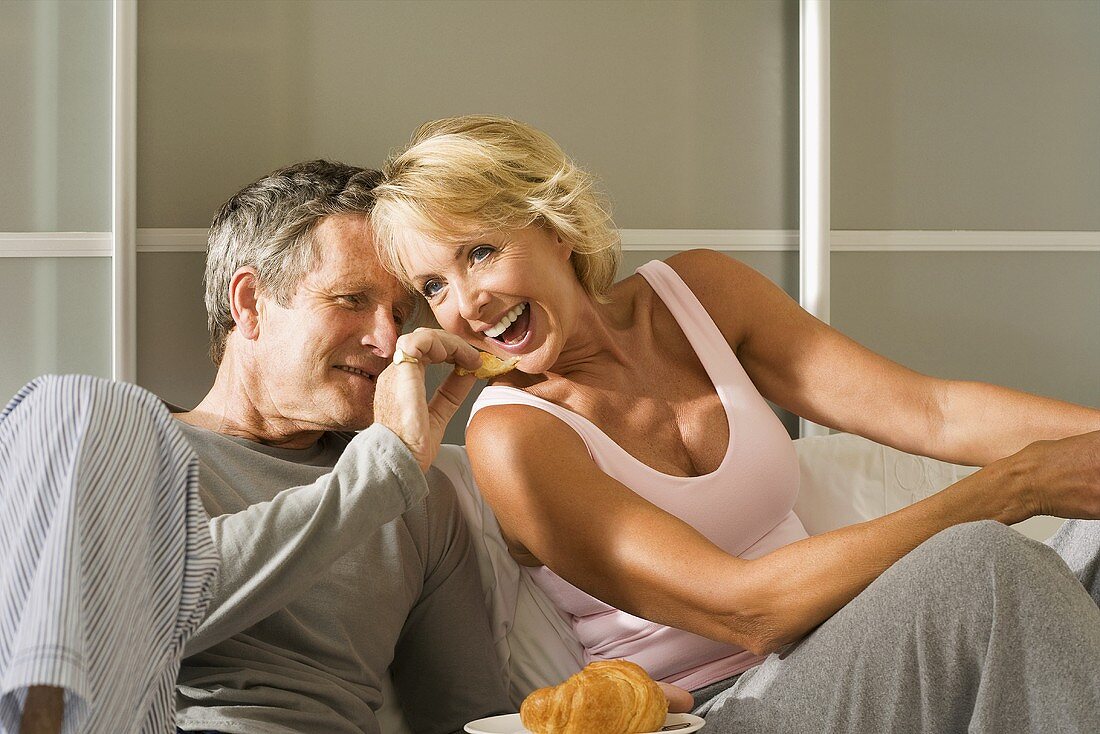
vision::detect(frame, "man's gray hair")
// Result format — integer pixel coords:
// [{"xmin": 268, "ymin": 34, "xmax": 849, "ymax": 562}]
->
[{"xmin": 204, "ymin": 160, "xmax": 382, "ymax": 364}]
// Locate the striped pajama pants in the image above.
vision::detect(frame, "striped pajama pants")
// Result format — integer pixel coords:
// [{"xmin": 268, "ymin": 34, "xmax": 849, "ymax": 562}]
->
[{"xmin": 0, "ymin": 375, "xmax": 220, "ymax": 733}]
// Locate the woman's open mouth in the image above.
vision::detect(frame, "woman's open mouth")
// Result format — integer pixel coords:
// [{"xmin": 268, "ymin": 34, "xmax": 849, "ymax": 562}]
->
[{"xmin": 485, "ymin": 302, "xmax": 531, "ymax": 348}]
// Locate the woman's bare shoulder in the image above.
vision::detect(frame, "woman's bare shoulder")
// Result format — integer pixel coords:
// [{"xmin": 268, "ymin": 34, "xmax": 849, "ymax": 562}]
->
[
  {"xmin": 466, "ymin": 396, "xmax": 586, "ymax": 461},
  {"xmin": 664, "ymin": 249, "xmax": 759, "ymax": 291},
  {"xmin": 661, "ymin": 249, "xmax": 772, "ymax": 347}
]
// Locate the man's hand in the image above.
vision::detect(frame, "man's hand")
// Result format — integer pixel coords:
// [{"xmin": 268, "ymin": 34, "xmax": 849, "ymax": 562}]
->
[
  {"xmin": 373, "ymin": 328, "xmax": 483, "ymax": 473},
  {"xmin": 658, "ymin": 681, "xmax": 694, "ymax": 713}
]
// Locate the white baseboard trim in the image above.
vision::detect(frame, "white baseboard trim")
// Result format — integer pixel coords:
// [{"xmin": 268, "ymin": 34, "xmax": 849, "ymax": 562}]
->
[{"xmin": 2, "ymin": 229, "xmax": 1099, "ymax": 256}]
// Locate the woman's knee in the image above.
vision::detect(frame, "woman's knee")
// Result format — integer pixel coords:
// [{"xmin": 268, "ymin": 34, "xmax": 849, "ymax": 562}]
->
[
  {"xmin": 912, "ymin": 520, "xmax": 1069, "ymax": 590},
  {"xmin": 925, "ymin": 519, "xmax": 1017, "ymax": 554}
]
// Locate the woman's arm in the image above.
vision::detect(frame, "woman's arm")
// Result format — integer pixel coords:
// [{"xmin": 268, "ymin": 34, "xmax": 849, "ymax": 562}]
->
[
  {"xmin": 667, "ymin": 249, "xmax": 1100, "ymax": 465},
  {"xmin": 467, "ymin": 406, "xmax": 1100, "ymax": 655}
]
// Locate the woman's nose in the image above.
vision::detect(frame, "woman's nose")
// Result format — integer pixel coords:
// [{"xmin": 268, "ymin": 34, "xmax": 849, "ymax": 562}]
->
[{"xmin": 455, "ymin": 282, "xmax": 491, "ymax": 323}]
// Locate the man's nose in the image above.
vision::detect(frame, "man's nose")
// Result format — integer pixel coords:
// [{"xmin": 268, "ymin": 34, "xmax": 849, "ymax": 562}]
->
[{"xmin": 360, "ymin": 306, "xmax": 400, "ymax": 358}]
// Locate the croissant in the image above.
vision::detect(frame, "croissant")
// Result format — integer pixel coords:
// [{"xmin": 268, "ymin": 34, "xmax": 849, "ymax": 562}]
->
[{"xmin": 519, "ymin": 659, "xmax": 668, "ymax": 734}]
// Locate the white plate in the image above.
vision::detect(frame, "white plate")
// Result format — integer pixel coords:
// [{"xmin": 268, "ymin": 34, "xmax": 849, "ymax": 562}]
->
[{"xmin": 464, "ymin": 712, "xmax": 705, "ymax": 734}]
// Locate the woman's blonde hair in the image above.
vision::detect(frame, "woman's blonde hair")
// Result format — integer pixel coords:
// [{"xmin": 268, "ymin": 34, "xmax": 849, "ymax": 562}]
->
[{"xmin": 372, "ymin": 115, "xmax": 621, "ymax": 301}]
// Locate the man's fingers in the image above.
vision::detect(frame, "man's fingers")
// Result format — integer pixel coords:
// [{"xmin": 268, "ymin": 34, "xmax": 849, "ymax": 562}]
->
[
  {"xmin": 396, "ymin": 329, "xmax": 481, "ymax": 370},
  {"xmin": 427, "ymin": 371, "xmax": 477, "ymax": 435}
]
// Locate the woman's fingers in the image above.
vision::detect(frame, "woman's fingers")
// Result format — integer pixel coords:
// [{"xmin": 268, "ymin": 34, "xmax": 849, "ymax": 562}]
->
[
  {"xmin": 1015, "ymin": 429, "xmax": 1100, "ymax": 520},
  {"xmin": 657, "ymin": 681, "xmax": 694, "ymax": 713}
]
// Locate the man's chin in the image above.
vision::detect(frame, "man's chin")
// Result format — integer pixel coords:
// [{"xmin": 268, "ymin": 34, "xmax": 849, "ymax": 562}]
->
[
  {"xmin": 331, "ymin": 409, "xmax": 374, "ymax": 433},
  {"xmin": 342, "ymin": 418, "xmax": 374, "ymax": 432}
]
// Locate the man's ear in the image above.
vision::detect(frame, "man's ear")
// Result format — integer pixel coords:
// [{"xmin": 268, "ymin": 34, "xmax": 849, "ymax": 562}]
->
[{"xmin": 229, "ymin": 267, "xmax": 262, "ymax": 341}]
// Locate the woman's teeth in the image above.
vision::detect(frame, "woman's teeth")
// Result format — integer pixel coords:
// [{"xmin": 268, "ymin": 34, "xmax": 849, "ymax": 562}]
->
[{"xmin": 485, "ymin": 303, "xmax": 527, "ymax": 339}]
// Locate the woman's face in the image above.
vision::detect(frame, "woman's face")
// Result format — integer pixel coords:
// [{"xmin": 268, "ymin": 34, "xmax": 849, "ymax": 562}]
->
[{"xmin": 399, "ymin": 225, "xmax": 578, "ymax": 373}]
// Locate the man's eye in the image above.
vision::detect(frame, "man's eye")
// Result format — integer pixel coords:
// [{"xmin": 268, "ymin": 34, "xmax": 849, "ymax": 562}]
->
[
  {"xmin": 470, "ymin": 245, "xmax": 494, "ymax": 263},
  {"xmin": 421, "ymin": 279, "xmax": 443, "ymax": 298}
]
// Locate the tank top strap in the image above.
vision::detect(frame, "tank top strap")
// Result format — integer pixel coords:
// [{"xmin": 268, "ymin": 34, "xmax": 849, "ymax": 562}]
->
[
  {"xmin": 469, "ymin": 385, "xmax": 612, "ymax": 463},
  {"xmin": 635, "ymin": 259, "xmax": 736, "ymax": 377}
]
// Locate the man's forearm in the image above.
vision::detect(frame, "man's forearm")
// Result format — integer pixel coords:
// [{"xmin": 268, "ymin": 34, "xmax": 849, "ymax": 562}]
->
[{"xmin": 185, "ymin": 425, "xmax": 426, "ymax": 654}]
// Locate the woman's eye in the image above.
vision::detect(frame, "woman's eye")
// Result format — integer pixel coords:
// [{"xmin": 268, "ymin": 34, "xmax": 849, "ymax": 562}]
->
[
  {"xmin": 470, "ymin": 245, "xmax": 494, "ymax": 263},
  {"xmin": 421, "ymin": 279, "xmax": 443, "ymax": 298}
]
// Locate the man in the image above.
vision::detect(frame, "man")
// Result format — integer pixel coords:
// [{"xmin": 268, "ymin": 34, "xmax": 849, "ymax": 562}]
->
[{"xmin": 1, "ymin": 161, "xmax": 509, "ymax": 733}]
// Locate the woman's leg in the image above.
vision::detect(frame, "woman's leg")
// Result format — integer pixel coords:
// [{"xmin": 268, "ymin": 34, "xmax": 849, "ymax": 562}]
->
[
  {"xmin": 1046, "ymin": 519, "xmax": 1100, "ymax": 605},
  {"xmin": 0, "ymin": 375, "xmax": 220, "ymax": 734},
  {"xmin": 701, "ymin": 520, "xmax": 1100, "ymax": 734}
]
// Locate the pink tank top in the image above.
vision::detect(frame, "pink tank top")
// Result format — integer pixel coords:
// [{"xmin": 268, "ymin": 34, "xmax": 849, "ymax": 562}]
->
[{"xmin": 468, "ymin": 260, "xmax": 807, "ymax": 691}]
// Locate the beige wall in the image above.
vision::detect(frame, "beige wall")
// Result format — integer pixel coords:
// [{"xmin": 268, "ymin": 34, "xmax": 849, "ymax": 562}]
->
[
  {"xmin": 0, "ymin": 258, "xmax": 112, "ymax": 400},
  {"xmin": 0, "ymin": 0, "xmax": 111, "ymax": 232},
  {"xmin": 137, "ymin": 0, "xmax": 799, "ymax": 230},
  {"xmin": 833, "ymin": 0, "xmax": 1100, "ymax": 230},
  {"xmin": 0, "ymin": 0, "xmax": 112, "ymax": 400}
]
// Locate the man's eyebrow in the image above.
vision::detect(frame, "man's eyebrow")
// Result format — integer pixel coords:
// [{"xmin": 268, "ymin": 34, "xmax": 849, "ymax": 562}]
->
[{"xmin": 327, "ymin": 280, "xmax": 382, "ymax": 298}]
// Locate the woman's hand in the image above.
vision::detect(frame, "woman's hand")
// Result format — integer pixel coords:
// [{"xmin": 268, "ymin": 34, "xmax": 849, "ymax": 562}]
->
[
  {"xmin": 657, "ymin": 681, "xmax": 695, "ymax": 714},
  {"xmin": 1001, "ymin": 429, "xmax": 1100, "ymax": 521},
  {"xmin": 373, "ymin": 328, "xmax": 483, "ymax": 472}
]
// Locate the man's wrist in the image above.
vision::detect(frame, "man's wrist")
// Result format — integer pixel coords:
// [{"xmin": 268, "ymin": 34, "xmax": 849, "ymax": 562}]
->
[{"xmin": 356, "ymin": 423, "xmax": 431, "ymax": 507}]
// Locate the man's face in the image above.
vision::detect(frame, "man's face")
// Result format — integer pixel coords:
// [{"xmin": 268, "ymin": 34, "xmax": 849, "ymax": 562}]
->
[{"xmin": 251, "ymin": 213, "xmax": 414, "ymax": 432}]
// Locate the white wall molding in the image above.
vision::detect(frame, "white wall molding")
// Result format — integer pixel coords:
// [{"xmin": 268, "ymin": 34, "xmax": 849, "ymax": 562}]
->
[
  {"xmin": 831, "ymin": 230, "xmax": 1100, "ymax": 252},
  {"xmin": 137, "ymin": 228, "xmax": 209, "ymax": 252},
  {"xmin": 3, "ymin": 229, "xmax": 1100, "ymax": 257},
  {"xmin": 620, "ymin": 229, "xmax": 801, "ymax": 250},
  {"xmin": 0, "ymin": 232, "xmax": 112, "ymax": 257}
]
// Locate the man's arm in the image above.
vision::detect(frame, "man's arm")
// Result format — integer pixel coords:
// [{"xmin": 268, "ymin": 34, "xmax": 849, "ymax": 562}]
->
[
  {"xmin": 187, "ymin": 333, "xmax": 483, "ymax": 656},
  {"xmin": 184, "ymin": 423, "xmax": 427, "ymax": 655},
  {"xmin": 391, "ymin": 469, "xmax": 512, "ymax": 734}
]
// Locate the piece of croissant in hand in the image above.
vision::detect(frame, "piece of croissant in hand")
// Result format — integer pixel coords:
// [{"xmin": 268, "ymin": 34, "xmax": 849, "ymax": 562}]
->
[
  {"xmin": 455, "ymin": 351, "xmax": 520, "ymax": 379},
  {"xmin": 519, "ymin": 659, "xmax": 668, "ymax": 734}
]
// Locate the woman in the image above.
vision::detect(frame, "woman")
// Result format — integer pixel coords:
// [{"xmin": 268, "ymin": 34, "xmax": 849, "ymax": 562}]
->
[{"xmin": 370, "ymin": 116, "xmax": 1100, "ymax": 732}]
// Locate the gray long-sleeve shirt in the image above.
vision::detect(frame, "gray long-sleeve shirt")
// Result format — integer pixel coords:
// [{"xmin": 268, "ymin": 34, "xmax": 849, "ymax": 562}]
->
[{"xmin": 173, "ymin": 422, "xmax": 510, "ymax": 734}]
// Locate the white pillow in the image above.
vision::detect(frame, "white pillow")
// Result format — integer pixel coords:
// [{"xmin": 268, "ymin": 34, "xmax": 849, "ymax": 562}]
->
[
  {"xmin": 791, "ymin": 433, "xmax": 1062, "ymax": 541},
  {"xmin": 792, "ymin": 433, "xmax": 978, "ymax": 535}
]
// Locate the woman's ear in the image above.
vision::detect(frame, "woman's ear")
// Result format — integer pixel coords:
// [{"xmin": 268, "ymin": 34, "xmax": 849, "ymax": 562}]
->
[
  {"xmin": 228, "ymin": 267, "xmax": 262, "ymax": 341},
  {"xmin": 554, "ymin": 231, "xmax": 573, "ymax": 261}
]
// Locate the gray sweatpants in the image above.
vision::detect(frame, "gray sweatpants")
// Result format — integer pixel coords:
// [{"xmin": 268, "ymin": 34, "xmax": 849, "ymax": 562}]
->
[{"xmin": 695, "ymin": 520, "xmax": 1100, "ymax": 733}]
